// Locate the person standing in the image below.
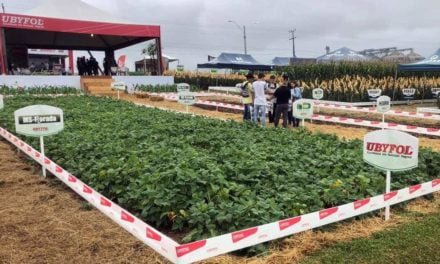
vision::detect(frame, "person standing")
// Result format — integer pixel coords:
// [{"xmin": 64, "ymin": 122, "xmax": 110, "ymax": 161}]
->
[
  {"xmin": 241, "ymin": 73, "xmax": 254, "ymax": 121},
  {"xmin": 267, "ymin": 75, "xmax": 278, "ymax": 123},
  {"xmin": 291, "ymin": 81, "xmax": 303, "ymax": 127},
  {"xmin": 252, "ymin": 73, "xmax": 268, "ymax": 126},
  {"xmin": 274, "ymin": 75, "xmax": 292, "ymax": 128}
]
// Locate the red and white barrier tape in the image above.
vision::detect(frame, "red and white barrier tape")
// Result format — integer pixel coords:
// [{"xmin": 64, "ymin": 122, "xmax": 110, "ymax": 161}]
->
[
  {"xmin": 175, "ymin": 179, "xmax": 440, "ymax": 263},
  {"xmin": 315, "ymin": 102, "xmax": 440, "ymax": 121},
  {"xmin": 2, "ymin": 126, "xmax": 439, "ymax": 264},
  {"xmin": 312, "ymin": 114, "xmax": 440, "ymax": 137},
  {"xmin": 0, "ymin": 127, "xmax": 179, "ymax": 264}
]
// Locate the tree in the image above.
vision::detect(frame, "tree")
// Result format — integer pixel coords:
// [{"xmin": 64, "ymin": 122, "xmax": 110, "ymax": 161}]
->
[{"xmin": 141, "ymin": 43, "xmax": 157, "ymax": 75}]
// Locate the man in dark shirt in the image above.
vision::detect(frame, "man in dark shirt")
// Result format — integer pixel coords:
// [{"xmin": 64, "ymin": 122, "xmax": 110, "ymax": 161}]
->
[{"xmin": 273, "ymin": 75, "xmax": 292, "ymax": 128}]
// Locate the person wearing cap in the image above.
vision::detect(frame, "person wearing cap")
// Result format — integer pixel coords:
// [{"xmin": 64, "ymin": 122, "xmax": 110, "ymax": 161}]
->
[{"xmin": 241, "ymin": 73, "xmax": 254, "ymax": 121}]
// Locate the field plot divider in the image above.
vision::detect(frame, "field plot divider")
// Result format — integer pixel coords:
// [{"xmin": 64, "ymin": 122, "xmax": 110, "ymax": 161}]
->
[
  {"xmin": 2, "ymin": 126, "xmax": 440, "ymax": 264},
  {"xmin": 176, "ymin": 180, "xmax": 440, "ymax": 263},
  {"xmin": 0, "ymin": 127, "xmax": 180, "ymax": 264}
]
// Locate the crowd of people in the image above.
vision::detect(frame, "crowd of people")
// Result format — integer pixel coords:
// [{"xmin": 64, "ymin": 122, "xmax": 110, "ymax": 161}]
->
[
  {"xmin": 241, "ymin": 73, "xmax": 303, "ymax": 128},
  {"xmin": 76, "ymin": 56, "xmax": 99, "ymax": 76}
]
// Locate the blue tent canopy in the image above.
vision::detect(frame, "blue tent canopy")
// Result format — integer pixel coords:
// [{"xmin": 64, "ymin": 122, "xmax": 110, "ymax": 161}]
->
[
  {"xmin": 272, "ymin": 57, "xmax": 291, "ymax": 66},
  {"xmin": 197, "ymin": 53, "xmax": 274, "ymax": 71},
  {"xmin": 398, "ymin": 49, "xmax": 440, "ymax": 71}
]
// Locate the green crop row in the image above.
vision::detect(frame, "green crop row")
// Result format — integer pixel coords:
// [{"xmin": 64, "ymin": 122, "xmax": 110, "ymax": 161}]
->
[
  {"xmin": 0, "ymin": 85, "xmax": 81, "ymax": 95},
  {"xmin": 0, "ymin": 96, "xmax": 438, "ymax": 245}
]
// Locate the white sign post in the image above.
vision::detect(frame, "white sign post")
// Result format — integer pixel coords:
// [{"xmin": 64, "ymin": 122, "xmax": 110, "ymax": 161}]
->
[
  {"xmin": 312, "ymin": 88, "xmax": 324, "ymax": 113},
  {"xmin": 178, "ymin": 91, "xmax": 196, "ymax": 113},
  {"xmin": 368, "ymin": 89, "xmax": 382, "ymax": 102},
  {"xmin": 363, "ymin": 130, "xmax": 419, "ymax": 221},
  {"xmin": 111, "ymin": 82, "xmax": 126, "ymax": 99},
  {"xmin": 292, "ymin": 99, "xmax": 314, "ymax": 127},
  {"xmin": 402, "ymin": 88, "xmax": 416, "ymax": 100},
  {"xmin": 0, "ymin": 95, "xmax": 3, "ymax": 110},
  {"xmin": 432, "ymin": 88, "xmax": 440, "ymax": 99},
  {"xmin": 177, "ymin": 83, "xmax": 190, "ymax": 93},
  {"xmin": 376, "ymin": 95, "xmax": 391, "ymax": 129},
  {"xmin": 14, "ymin": 105, "xmax": 64, "ymax": 177}
]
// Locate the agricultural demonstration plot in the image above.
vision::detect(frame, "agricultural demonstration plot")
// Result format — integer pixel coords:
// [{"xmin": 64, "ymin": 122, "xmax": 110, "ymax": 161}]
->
[{"xmin": 1, "ymin": 95, "xmax": 440, "ymax": 257}]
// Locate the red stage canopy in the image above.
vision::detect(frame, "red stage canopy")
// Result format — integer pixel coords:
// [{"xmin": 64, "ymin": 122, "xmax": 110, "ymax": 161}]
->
[{"xmin": 0, "ymin": 13, "xmax": 163, "ymax": 74}]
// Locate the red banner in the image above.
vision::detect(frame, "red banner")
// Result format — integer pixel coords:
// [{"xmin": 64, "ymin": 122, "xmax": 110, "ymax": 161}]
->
[{"xmin": 0, "ymin": 13, "xmax": 160, "ymax": 38}]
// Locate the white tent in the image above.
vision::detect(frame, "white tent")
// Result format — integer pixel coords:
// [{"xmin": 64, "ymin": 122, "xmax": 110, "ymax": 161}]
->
[{"xmin": 24, "ymin": 0, "xmax": 129, "ymax": 23}]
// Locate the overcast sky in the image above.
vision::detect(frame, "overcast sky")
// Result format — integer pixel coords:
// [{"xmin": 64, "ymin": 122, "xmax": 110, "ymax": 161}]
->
[{"xmin": 3, "ymin": 0, "xmax": 440, "ymax": 70}]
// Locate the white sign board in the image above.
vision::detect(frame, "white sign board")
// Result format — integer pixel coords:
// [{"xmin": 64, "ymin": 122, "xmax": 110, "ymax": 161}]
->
[
  {"xmin": 292, "ymin": 99, "xmax": 314, "ymax": 119},
  {"xmin": 368, "ymin": 89, "xmax": 382, "ymax": 100},
  {"xmin": 15, "ymin": 105, "xmax": 64, "ymax": 137},
  {"xmin": 376, "ymin": 96, "xmax": 391, "ymax": 113},
  {"xmin": 111, "ymin": 82, "xmax": 126, "ymax": 91},
  {"xmin": 363, "ymin": 130, "xmax": 418, "ymax": 172},
  {"xmin": 0, "ymin": 95, "xmax": 3, "ymax": 110},
  {"xmin": 178, "ymin": 92, "xmax": 196, "ymax": 105},
  {"xmin": 402, "ymin": 88, "xmax": 416, "ymax": 97},
  {"xmin": 312, "ymin": 88, "xmax": 324, "ymax": 100},
  {"xmin": 432, "ymin": 88, "xmax": 440, "ymax": 97},
  {"xmin": 177, "ymin": 83, "xmax": 190, "ymax": 93}
]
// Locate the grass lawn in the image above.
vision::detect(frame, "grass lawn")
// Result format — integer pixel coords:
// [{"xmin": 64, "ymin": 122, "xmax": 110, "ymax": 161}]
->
[{"xmin": 301, "ymin": 212, "xmax": 440, "ymax": 264}]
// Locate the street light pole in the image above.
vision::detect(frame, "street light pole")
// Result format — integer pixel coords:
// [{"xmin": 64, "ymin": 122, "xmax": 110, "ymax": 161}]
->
[{"xmin": 228, "ymin": 20, "xmax": 247, "ymax": 55}]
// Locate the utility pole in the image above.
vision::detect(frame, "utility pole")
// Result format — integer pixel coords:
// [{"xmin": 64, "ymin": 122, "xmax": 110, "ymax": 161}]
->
[
  {"xmin": 289, "ymin": 29, "xmax": 297, "ymax": 58},
  {"xmin": 243, "ymin": 25, "xmax": 247, "ymax": 55},
  {"xmin": 2, "ymin": 3, "xmax": 5, "ymax": 13}
]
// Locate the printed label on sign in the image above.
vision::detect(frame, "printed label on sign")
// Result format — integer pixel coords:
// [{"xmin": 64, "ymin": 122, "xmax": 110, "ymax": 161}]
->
[
  {"xmin": 14, "ymin": 105, "xmax": 64, "ymax": 137},
  {"xmin": 402, "ymin": 88, "xmax": 416, "ymax": 98},
  {"xmin": 0, "ymin": 95, "xmax": 3, "ymax": 110},
  {"xmin": 178, "ymin": 91, "xmax": 196, "ymax": 105},
  {"xmin": 292, "ymin": 99, "xmax": 314, "ymax": 119},
  {"xmin": 177, "ymin": 83, "xmax": 190, "ymax": 93},
  {"xmin": 312, "ymin": 88, "xmax": 324, "ymax": 100},
  {"xmin": 363, "ymin": 130, "xmax": 419, "ymax": 172},
  {"xmin": 368, "ymin": 89, "xmax": 382, "ymax": 101},
  {"xmin": 111, "ymin": 82, "xmax": 126, "ymax": 91},
  {"xmin": 376, "ymin": 96, "xmax": 391, "ymax": 113}
]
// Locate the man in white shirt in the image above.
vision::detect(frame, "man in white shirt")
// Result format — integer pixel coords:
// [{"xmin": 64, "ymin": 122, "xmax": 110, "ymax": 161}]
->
[{"xmin": 252, "ymin": 73, "xmax": 268, "ymax": 126}]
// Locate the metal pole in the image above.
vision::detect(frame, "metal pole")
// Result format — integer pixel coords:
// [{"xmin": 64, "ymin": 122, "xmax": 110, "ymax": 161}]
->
[
  {"xmin": 40, "ymin": 136, "xmax": 46, "ymax": 178},
  {"xmin": 382, "ymin": 113, "xmax": 385, "ymax": 130},
  {"xmin": 243, "ymin": 25, "xmax": 247, "ymax": 55},
  {"xmin": 385, "ymin": 170, "xmax": 391, "ymax": 221}
]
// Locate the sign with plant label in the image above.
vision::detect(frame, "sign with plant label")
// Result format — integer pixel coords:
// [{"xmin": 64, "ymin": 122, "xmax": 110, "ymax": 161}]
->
[
  {"xmin": 376, "ymin": 96, "xmax": 391, "ymax": 113},
  {"xmin": 177, "ymin": 83, "xmax": 190, "ymax": 93},
  {"xmin": 0, "ymin": 95, "xmax": 3, "ymax": 110},
  {"xmin": 432, "ymin": 88, "xmax": 440, "ymax": 98},
  {"xmin": 402, "ymin": 88, "xmax": 416, "ymax": 99},
  {"xmin": 111, "ymin": 82, "xmax": 126, "ymax": 91},
  {"xmin": 312, "ymin": 88, "xmax": 324, "ymax": 100},
  {"xmin": 210, "ymin": 69, "xmax": 218, "ymax": 74},
  {"xmin": 367, "ymin": 89, "xmax": 382, "ymax": 101},
  {"xmin": 15, "ymin": 105, "xmax": 64, "ymax": 137},
  {"xmin": 178, "ymin": 92, "xmax": 196, "ymax": 105},
  {"xmin": 176, "ymin": 65, "xmax": 184, "ymax": 72},
  {"xmin": 363, "ymin": 130, "xmax": 418, "ymax": 172},
  {"xmin": 292, "ymin": 99, "xmax": 314, "ymax": 119}
]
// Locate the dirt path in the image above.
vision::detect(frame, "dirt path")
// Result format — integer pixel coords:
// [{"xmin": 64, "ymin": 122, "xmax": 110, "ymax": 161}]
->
[{"xmin": 0, "ymin": 141, "xmax": 169, "ymax": 264}]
